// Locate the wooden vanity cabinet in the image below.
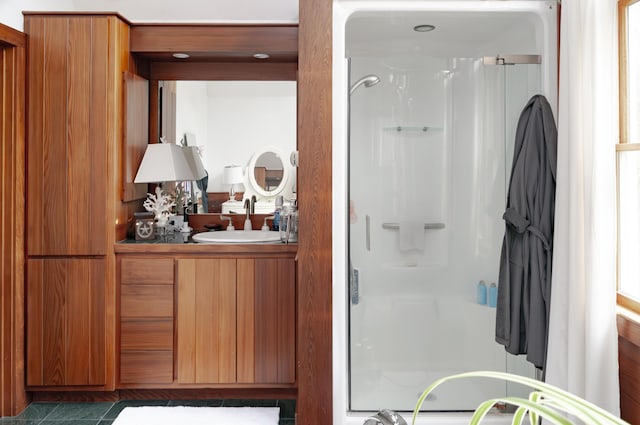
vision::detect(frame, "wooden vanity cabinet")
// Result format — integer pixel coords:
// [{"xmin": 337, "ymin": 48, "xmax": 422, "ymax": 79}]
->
[{"xmin": 115, "ymin": 246, "xmax": 296, "ymax": 389}]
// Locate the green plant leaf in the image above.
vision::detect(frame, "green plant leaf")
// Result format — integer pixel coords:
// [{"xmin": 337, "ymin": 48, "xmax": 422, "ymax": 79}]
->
[{"xmin": 411, "ymin": 371, "xmax": 629, "ymax": 425}]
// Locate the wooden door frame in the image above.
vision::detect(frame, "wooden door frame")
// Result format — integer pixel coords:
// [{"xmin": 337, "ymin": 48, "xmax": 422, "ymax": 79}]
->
[
  {"xmin": 297, "ymin": 0, "xmax": 333, "ymax": 423},
  {"xmin": 0, "ymin": 22, "xmax": 27, "ymax": 417}
]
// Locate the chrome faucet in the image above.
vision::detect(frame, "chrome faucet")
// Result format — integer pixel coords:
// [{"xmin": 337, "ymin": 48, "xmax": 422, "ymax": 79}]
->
[
  {"xmin": 250, "ymin": 195, "xmax": 257, "ymax": 214},
  {"xmin": 363, "ymin": 410, "xmax": 408, "ymax": 425},
  {"xmin": 243, "ymin": 198, "xmax": 252, "ymax": 231}
]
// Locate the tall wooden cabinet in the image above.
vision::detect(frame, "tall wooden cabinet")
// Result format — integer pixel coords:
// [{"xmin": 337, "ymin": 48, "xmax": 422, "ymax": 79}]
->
[{"xmin": 25, "ymin": 14, "xmax": 134, "ymax": 389}]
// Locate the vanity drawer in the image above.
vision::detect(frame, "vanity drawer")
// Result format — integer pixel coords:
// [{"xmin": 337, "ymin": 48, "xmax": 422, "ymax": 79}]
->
[
  {"xmin": 121, "ymin": 319, "xmax": 173, "ymax": 350},
  {"xmin": 121, "ymin": 258, "xmax": 174, "ymax": 285},
  {"xmin": 120, "ymin": 351, "xmax": 173, "ymax": 384},
  {"xmin": 121, "ymin": 285, "xmax": 173, "ymax": 318}
]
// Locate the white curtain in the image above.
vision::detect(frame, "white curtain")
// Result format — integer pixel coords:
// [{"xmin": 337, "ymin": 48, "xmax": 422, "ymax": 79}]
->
[{"xmin": 545, "ymin": 0, "xmax": 620, "ymax": 415}]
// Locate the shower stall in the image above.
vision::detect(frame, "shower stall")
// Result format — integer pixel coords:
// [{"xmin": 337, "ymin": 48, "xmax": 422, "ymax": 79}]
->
[{"xmin": 332, "ymin": 2, "xmax": 558, "ymax": 424}]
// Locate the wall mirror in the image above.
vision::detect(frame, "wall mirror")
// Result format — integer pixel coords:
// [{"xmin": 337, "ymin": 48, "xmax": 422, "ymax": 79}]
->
[
  {"xmin": 248, "ymin": 148, "xmax": 289, "ymax": 197},
  {"xmin": 167, "ymin": 80, "xmax": 297, "ymax": 209}
]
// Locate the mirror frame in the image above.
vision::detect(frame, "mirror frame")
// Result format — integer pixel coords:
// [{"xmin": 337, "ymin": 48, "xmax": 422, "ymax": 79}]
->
[{"xmin": 247, "ymin": 147, "xmax": 289, "ymax": 198}]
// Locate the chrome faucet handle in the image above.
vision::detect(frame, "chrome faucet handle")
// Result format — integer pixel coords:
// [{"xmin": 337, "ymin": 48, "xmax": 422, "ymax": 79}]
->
[
  {"xmin": 220, "ymin": 215, "xmax": 234, "ymax": 231},
  {"xmin": 364, "ymin": 410, "xmax": 407, "ymax": 425},
  {"xmin": 261, "ymin": 215, "xmax": 275, "ymax": 231}
]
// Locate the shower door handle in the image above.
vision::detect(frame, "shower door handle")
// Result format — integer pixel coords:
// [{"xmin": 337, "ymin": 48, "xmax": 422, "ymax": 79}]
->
[{"xmin": 350, "ymin": 267, "xmax": 360, "ymax": 305}]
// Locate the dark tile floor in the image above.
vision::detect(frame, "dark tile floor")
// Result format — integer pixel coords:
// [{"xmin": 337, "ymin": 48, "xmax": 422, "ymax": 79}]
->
[{"xmin": 0, "ymin": 399, "xmax": 295, "ymax": 425}]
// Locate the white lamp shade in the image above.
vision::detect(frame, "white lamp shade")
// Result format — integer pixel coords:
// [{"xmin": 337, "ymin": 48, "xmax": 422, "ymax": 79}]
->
[
  {"xmin": 182, "ymin": 146, "xmax": 207, "ymax": 180},
  {"xmin": 223, "ymin": 165, "xmax": 244, "ymax": 185},
  {"xmin": 134, "ymin": 143, "xmax": 198, "ymax": 183}
]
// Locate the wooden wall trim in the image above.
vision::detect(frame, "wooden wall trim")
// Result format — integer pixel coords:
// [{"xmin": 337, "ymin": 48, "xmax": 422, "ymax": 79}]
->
[
  {"xmin": 130, "ymin": 25, "xmax": 298, "ymax": 55},
  {"xmin": 0, "ymin": 25, "xmax": 28, "ymax": 417},
  {"xmin": 618, "ymin": 312, "xmax": 640, "ymax": 423},
  {"xmin": 297, "ymin": 0, "xmax": 333, "ymax": 423},
  {"xmin": 149, "ymin": 62, "xmax": 298, "ymax": 81},
  {"xmin": 0, "ymin": 23, "xmax": 25, "ymax": 47},
  {"xmin": 22, "ymin": 12, "xmax": 132, "ymax": 26}
]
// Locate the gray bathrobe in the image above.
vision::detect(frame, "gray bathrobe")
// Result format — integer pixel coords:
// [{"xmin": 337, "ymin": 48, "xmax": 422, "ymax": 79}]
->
[{"xmin": 495, "ymin": 94, "xmax": 557, "ymax": 370}]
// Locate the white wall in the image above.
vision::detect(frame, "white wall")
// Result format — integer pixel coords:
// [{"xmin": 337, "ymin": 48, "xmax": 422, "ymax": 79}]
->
[
  {"xmin": 0, "ymin": 0, "xmax": 298, "ymax": 31},
  {"xmin": 176, "ymin": 81, "xmax": 297, "ymax": 195}
]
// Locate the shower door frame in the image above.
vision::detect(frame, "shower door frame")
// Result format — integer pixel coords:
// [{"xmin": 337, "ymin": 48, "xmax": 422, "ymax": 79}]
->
[{"xmin": 332, "ymin": 1, "xmax": 558, "ymax": 424}]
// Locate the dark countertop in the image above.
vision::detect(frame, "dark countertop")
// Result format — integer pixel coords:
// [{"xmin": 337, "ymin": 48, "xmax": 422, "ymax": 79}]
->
[{"xmin": 116, "ymin": 230, "xmax": 298, "ymax": 256}]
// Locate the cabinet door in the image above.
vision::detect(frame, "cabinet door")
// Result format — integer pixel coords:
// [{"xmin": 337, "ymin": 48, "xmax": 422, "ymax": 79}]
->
[
  {"xmin": 26, "ymin": 258, "xmax": 106, "ymax": 386},
  {"xmin": 177, "ymin": 259, "xmax": 237, "ymax": 384},
  {"xmin": 25, "ymin": 15, "xmax": 122, "ymax": 256},
  {"xmin": 237, "ymin": 258, "xmax": 296, "ymax": 384}
]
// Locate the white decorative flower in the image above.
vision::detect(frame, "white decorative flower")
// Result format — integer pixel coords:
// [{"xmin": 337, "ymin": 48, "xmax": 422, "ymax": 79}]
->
[{"xmin": 143, "ymin": 187, "xmax": 176, "ymax": 223}]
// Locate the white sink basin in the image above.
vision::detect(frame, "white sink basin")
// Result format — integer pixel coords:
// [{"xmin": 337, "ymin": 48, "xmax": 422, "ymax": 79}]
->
[{"xmin": 192, "ymin": 230, "xmax": 281, "ymax": 244}]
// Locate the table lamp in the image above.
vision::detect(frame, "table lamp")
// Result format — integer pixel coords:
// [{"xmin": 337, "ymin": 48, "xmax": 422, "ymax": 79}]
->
[{"xmin": 223, "ymin": 165, "xmax": 243, "ymax": 201}]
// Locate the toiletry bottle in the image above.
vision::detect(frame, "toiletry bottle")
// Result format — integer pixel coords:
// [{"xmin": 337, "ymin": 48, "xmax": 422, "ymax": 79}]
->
[
  {"xmin": 477, "ymin": 280, "xmax": 487, "ymax": 305},
  {"xmin": 489, "ymin": 283, "xmax": 497, "ymax": 307},
  {"xmin": 273, "ymin": 195, "xmax": 283, "ymax": 231}
]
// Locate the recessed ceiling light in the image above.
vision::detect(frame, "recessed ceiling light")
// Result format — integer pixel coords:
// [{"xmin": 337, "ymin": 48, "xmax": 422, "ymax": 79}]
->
[
  {"xmin": 173, "ymin": 53, "xmax": 190, "ymax": 59},
  {"xmin": 253, "ymin": 53, "xmax": 270, "ymax": 59},
  {"xmin": 413, "ymin": 24, "xmax": 436, "ymax": 32}
]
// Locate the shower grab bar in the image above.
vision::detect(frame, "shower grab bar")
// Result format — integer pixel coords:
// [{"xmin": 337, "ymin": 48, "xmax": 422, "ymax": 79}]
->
[
  {"xmin": 366, "ymin": 215, "xmax": 371, "ymax": 251},
  {"xmin": 382, "ymin": 125, "xmax": 440, "ymax": 132},
  {"xmin": 382, "ymin": 222, "xmax": 445, "ymax": 230},
  {"xmin": 483, "ymin": 54, "xmax": 542, "ymax": 66}
]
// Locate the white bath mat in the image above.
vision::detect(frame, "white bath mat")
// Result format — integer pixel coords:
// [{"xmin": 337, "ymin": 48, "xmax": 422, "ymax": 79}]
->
[{"xmin": 112, "ymin": 406, "xmax": 280, "ymax": 425}]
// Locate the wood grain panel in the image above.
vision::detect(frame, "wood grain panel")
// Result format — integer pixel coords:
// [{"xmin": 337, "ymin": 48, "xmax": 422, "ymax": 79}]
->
[
  {"xmin": 254, "ymin": 259, "xmax": 296, "ymax": 384},
  {"xmin": 212, "ymin": 260, "xmax": 237, "ymax": 384},
  {"xmin": 66, "ymin": 260, "xmax": 92, "ymax": 385},
  {"xmin": 297, "ymin": 0, "xmax": 333, "ymax": 421},
  {"xmin": 276, "ymin": 259, "xmax": 296, "ymax": 383},
  {"xmin": 121, "ymin": 319, "xmax": 173, "ymax": 351},
  {"xmin": 27, "ymin": 258, "xmax": 106, "ymax": 387},
  {"xmin": 237, "ymin": 259, "xmax": 255, "ymax": 383},
  {"xmin": 26, "ymin": 261, "xmax": 44, "ymax": 386},
  {"xmin": 255, "ymin": 260, "xmax": 278, "ymax": 383},
  {"xmin": 120, "ymin": 257, "xmax": 174, "ymax": 284},
  {"xmin": 26, "ymin": 16, "xmax": 45, "ymax": 255},
  {"xmin": 88, "ymin": 16, "xmax": 109, "ymax": 255},
  {"xmin": 120, "ymin": 351, "xmax": 173, "ymax": 384},
  {"xmin": 67, "ymin": 18, "xmax": 92, "ymax": 253},
  {"xmin": 177, "ymin": 259, "xmax": 237, "ymax": 384},
  {"xmin": 41, "ymin": 260, "xmax": 66, "ymax": 386},
  {"xmin": 43, "ymin": 18, "xmax": 69, "ymax": 255},
  {"xmin": 26, "ymin": 14, "xmax": 127, "ymax": 256},
  {"xmin": 619, "ymin": 313, "xmax": 640, "ymax": 423},
  {"xmin": 177, "ymin": 258, "xmax": 196, "ymax": 383},
  {"xmin": 194, "ymin": 260, "xmax": 216, "ymax": 383},
  {"xmin": 122, "ymin": 71, "xmax": 149, "ymax": 201},
  {"xmin": 0, "ymin": 22, "xmax": 27, "ymax": 416},
  {"xmin": 130, "ymin": 25, "xmax": 298, "ymax": 56},
  {"xmin": 121, "ymin": 285, "xmax": 173, "ymax": 318},
  {"xmin": 150, "ymin": 62, "xmax": 298, "ymax": 81}
]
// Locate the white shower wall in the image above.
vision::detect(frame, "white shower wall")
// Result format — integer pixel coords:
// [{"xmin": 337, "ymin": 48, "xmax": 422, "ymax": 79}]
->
[
  {"xmin": 334, "ymin": 2, "xmax": 555, "ymax": 414},
  {"xmin": 334, "ymin": 2, "xmax": 558, "ymax": 423}
]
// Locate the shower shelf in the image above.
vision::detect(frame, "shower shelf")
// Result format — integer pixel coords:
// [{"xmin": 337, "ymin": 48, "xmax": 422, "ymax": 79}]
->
[
  {"xmin": 382, "ymin": 222, "xmax": 445, "ymax": 230},
  {"xmin": 382, "ymin": 126, "xmax": 441, "ymax": 133}
]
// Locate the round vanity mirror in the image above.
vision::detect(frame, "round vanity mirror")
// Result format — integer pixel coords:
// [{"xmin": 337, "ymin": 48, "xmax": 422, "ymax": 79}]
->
[{"xmin": 248, "ymin": 148, "xmax": 289, "ymax": 197}]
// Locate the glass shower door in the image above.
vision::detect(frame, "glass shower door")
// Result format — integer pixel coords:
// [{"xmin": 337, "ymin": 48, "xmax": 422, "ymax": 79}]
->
[{"xmin": 348, "ymin": 56, "xmax": 542, "ymax": 412}]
